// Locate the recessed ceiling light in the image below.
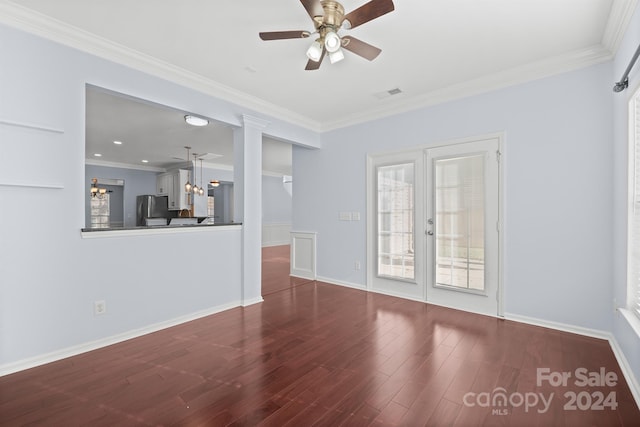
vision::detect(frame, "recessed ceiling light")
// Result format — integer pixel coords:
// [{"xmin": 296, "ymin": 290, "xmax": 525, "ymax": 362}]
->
[
  {"xmin": 141, "ymin": 159, "xmax": 149, "ymax": 163},
  {"xmin": 93, "ymin": 153, "xmax": 102, "ymax": 157},
  {"xmin": 113, "ymin": 140, "xmax": 123, "ymax": 145},
  {"xmin": 184, "ymin": 115, "xmax": 209, "ymax": 127}
]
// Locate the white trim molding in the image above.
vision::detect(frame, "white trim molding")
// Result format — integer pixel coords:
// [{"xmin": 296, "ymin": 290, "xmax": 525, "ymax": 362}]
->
[
  {"xmin": 0, "ymin": 1, "xmax": 634, "ymax": 133},
  {"xmin": 242, "ymin": 296, "xmax": 264, "ymax": 307},
  {"xmin": 290, "ymin": 231, "xmax": 317, "ymax": 280},
  {"xmin": 81, "ymin": 224, "xmax": 242, "ymax": 239},
  {"xmin": 506, "ymin": 312, "xmax": 640, "ymax": 410}
]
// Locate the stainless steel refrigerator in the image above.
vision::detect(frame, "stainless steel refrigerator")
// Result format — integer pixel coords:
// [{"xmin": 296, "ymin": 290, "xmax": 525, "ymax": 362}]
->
[{"xmin": 136, "ymin": 195, "xmax": 169, "ymax": 226}]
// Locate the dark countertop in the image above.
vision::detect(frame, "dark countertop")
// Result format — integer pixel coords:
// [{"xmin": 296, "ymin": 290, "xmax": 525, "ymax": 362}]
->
[{"xmin": 81, "ymin": 222, "xmax": 241, "ymax": 233}]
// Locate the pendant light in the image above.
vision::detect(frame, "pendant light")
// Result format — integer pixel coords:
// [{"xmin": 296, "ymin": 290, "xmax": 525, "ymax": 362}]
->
[
  {"xmin": 192, "ymin": 153, "xmax": 199, "ymax": 195},
  {"xmin": 198, "ymin": 159, "xmax": 205, "ymax": 196},
  {"xmin": 184, "ymin": 146, "xmax": 192, "ymax": 192}
]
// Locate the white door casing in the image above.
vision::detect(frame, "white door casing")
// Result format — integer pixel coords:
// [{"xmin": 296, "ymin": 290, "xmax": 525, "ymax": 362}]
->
[{"xmin": 367, "ymin": 134, "xmax": 503, "ymax": 316}]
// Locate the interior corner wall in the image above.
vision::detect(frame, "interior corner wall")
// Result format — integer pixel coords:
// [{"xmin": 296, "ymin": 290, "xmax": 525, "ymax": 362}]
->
[
  {"xmin": 612, "ymin": 4, "xmax": 640, "ymax": 388},
  {"xmin": 0, "ymin": 22, "xmax": 312, "ymax": 370},
  {"xmin": 262, "ymin": 175, "xmax": 292, "ymax": 224},
  {"xmin": 293, "ymin": 61, "xmax": 614, "ymax": 332}
]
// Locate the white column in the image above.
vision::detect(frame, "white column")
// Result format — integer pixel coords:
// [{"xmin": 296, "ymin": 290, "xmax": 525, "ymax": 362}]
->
[{"xmin": 234, "ymin": 115, "xmax": 269, "ymax": 306}]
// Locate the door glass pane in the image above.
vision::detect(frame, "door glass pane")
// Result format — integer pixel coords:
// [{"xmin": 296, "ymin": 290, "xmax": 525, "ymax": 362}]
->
[
  {"xmin": 377, "ymin": 163, "xmax": 414, "ymax": 280},
  {"xmin": 435, "ymin": 155, "xmax": 484, "ymax": 291}
]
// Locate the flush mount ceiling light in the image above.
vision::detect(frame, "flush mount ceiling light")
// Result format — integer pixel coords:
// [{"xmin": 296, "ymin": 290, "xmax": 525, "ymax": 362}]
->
[
  {"xmin": 209, "ymin": 180, "xmax": 220, "ymax": 188},
  {"xmin": 184, "ymin": 115, "xmax": 209, "ymax": 127},
  {"xmin": 259, "ymin": 0, "xmax": 394, "ymax": 70}
]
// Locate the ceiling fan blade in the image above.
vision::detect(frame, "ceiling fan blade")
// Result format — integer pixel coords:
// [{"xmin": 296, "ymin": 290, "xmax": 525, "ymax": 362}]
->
[
  {"xmin": 341, "ymin": 36, "xmax": 381, "ymax": 61},
  {"xmin": 300, "ymin": 0, "xmax": 324, "ymax": 20},
  {"xmin": 343, "ymin": 0, "xmax": 394, "ymax": 29},
  {"xmin": 305, "ymin": 48, "xmax": 326, "ymax": 70},
  {"xmin": 259, "ymin": 31, "xmax": 311, "ymax": 41}
]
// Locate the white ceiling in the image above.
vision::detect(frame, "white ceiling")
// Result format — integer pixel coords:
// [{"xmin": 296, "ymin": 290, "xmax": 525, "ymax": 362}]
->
[{"xmin": 0, "ymin": 0, "xmax": 636, "ymax": 147}]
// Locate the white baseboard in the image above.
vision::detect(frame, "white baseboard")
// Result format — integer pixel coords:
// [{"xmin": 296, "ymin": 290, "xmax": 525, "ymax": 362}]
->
[
  {"xmin": 242, "ymin": 296, "xmax": 264, "ymax": 307},
  {"xmin": 262, "ymin": 240, "xmax": 290, "ymax": 247},
  {"xmin": 316, "ymin": 276, "xmax": 366, "ymax": 291},
  {"xmin": 504, "ymin": 312, "xmax": 611, "ymax": 340},
  {"xmin": 505, "ymin": 312, "xmax": 640, "ymax": 410},
  {"xmin": 0, "ymin": 300, "xmax": 242, "ymax": 377},
  {"xmin": 608, "ymin": 334, "xmax": 640, "ymax": 409}
]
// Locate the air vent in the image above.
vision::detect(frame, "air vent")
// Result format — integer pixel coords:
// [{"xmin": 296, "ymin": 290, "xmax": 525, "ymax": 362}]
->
[{"xmin": 373, "ymin": 87, "xmax": 403, "ymax": 99}]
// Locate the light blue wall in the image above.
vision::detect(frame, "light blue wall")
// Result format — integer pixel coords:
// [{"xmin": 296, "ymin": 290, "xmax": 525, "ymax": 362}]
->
[
  {"xmin": 262, "ymin": 175, "xmax": 292, "ymax": 224},
  {"xmin": 293, "ymin": 62, "xmax": 614, "ymax": 331},
  {"xmin": 612, "ymin": 3, "xmax": 640, "ymax": 389},
  {"xmin": 0, "ymin": 22, "xmax": 311, "ymax": 369}
]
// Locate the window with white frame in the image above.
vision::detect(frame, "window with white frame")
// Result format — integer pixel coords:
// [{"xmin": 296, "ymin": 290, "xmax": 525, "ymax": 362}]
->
[
  {"xmin": 627, "ymin": 88, "xmax": 640, "ymax": 321},
  {"xmin": 377, "ymin": 163, "xmax": 415, "ymax": 280}
]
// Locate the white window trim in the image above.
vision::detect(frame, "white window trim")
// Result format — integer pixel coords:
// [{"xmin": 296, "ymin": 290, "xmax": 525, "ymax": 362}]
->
[{"xmin": 625, "ymin": 83, "xmax": 640, "ymax": 334}]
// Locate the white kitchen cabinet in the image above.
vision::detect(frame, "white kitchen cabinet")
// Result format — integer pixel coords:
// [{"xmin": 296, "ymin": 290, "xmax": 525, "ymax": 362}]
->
[
  {"xmin": 168, "ymin": 169, "xmax": 190, "ymax": 211},
  {"xmin": 156, "ymin": 173, "xmax": 171, "ymax": 195}
]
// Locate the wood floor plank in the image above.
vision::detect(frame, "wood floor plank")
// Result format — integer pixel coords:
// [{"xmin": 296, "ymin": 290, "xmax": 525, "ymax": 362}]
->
[{"xmin": 1, "ymin": 266, "xmax": 638, "ymax": 426}]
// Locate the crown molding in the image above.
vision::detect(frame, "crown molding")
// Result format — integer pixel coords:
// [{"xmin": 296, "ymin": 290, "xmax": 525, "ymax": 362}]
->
[
  {"xmin": 0, "ymin": 0, "xmax": 636, "ymax": 134},
  {"xmin": 603, "ymin": 0, "xmax": 638, "ymax": 52},
  {"xmin": 0, "ymin": 1, "xmax": 323, "ymax": 133},
  {"xmin": 85, "ymin": 159, "xmax": 166, "ymax": 173},
  {"xmin": 322, "ymin": 44, "xmax": 614, "ymax": 131}
]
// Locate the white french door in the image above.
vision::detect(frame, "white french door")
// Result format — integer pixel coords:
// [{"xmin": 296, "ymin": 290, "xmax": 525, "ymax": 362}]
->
[
  {"xmin": 425, "ymin": 138, "xmax": 501, "ymax": 316},
  {"xmin": 368, "ymin": 136, "xmax": 502, "ymax": 316}
]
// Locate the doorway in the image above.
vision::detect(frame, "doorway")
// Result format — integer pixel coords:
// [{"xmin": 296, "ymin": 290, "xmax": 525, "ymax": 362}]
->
[{"xmin": 367, "ymin": 135, "xmax": 503, "ymax": 316}]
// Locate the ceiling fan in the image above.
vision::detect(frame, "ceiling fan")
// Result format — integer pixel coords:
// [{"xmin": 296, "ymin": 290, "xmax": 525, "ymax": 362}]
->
[{"xmin": 259, "ymin": 0, "xmax": 395, "ymax": 70}]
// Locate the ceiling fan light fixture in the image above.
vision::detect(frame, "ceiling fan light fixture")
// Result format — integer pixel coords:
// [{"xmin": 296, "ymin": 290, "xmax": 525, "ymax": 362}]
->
[
  {"xmin": 306, "ymin": 39, "xmax": 323, "ymax": 62},
  {"xmin": 324, "ymin": 30, "xmax": 341, "ymax": 53},
  {"xmin": 184, "ymin": 115, "xmax": 209, "ymax": 127},
  {"xmin": 329, "ymin": 48, "xmax": 345, "ymax": 64}
]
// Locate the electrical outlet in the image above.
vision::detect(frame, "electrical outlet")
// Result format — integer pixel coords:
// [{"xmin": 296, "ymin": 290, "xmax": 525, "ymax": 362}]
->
[
  {"xmin": 355, "ymin": 261, "xmax": 361, "ymax": 270},
  {"xmin": 94, "ymin": 300, "xmax": 106, "ymax": 315}
]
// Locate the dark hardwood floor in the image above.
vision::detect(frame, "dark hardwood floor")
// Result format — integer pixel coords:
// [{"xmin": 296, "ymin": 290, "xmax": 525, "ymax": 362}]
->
[{"xmin": 1, "ymin": 256, "xmax": 639, "ymax": 425}]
